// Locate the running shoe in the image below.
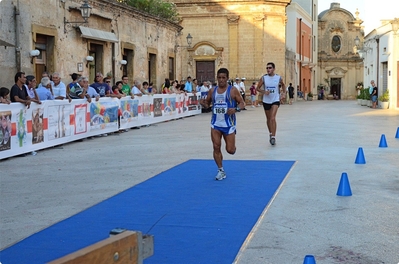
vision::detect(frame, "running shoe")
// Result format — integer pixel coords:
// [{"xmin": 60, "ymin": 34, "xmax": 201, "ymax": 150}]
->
[
  {"xmin": 215, "ymin": 170, "xmax": 227, "ymax": 181},
  {"xmin": 270, "ymin": 137, "xmax": 276, "ymax": 145}
]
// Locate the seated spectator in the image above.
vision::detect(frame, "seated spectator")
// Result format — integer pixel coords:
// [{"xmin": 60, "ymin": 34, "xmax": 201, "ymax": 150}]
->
[
  {"xmin": 0, "ymin": 87, "xmax": 11, "ymax": 104},
  {"xmin": 112, "ymin": 85, "xmax": 121, "ymax": 95},
  {"xmin": 141, "ymin": 81, "xmax": 151, "ymax": 95},
  {"xmin": 131, "ymin": 80, "xmax": 143, "ymax": 96},
  {"xmin": 180, "ymin": 83, "xmax": 186, "ymax": 93},
  {"xmin": 148, "ymin": 82, "xmax": 157, "ymax": 94},
  {"xmin": 121, "ymin": 75, "xmax": 131, "ymax": 96},
  {"xmin": 162, "ymin": 78, "xmax": 171, "ymax": 94},
  {"xmin": 25, "ymin": 75, "xmax": 41, "ymax": 104},
  {"xmin": 68, "ymin": 76, "xmax": 92, "ymax": 102},
  {"xmin": 115, "ymin": 81, "xmax": 125, "ymax": 96},
  {"xmin": 10, "ymin": 72, "xmax": 31, "ymax": 108},
  {"xmin": 52, "ymin": 72, "xmax": 70, "ymax": 101},
  {"xmin": 86, "ymin": 84, "xmax": 100, "ymax": 101},
  {"xmin": 200, "ymin": 81, "xmax": 210, "ymax": 92},
  {"xmin": 91, "ymin": 72, "xmax": 110, "ymax": 97},
  {"xmin": 37, "ymin": 72, "xmax": 53, "ymax": 88},
  {"xmin": 105, "ymin": 77, "xmax": 122, "ymax": 99},
  {"xmin": 68, "ymin": 73, "xmax": 80, "ymax": 89},
  {"xmin": 36, "ymin": 77, "xmax": 54, "ymax": 100},
  {"xmin": 170, "ymin": 80, "xmax": 179, "ymax": 94}
]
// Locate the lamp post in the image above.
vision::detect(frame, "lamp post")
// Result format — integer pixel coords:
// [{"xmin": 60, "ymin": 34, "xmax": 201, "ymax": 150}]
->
[
  {"xmin": 175, "ymin": 33, "xmax": 194, "ymax": 52},
  {"xmin": 64, "ymin": 0, "xmax": 92, "ymax": 33}
]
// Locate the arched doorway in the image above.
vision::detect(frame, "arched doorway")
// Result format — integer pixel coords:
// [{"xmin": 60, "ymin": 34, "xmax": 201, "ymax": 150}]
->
[{"xmin": 330, "ymin": 78, "xmax": 342, "ymax": 99}]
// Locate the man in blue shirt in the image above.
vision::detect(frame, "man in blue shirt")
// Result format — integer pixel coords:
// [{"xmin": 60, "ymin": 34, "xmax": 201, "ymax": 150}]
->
[
  {"xmin": 36, "ymin": 77, "xmax": 54, "ymax": 100},
  {"xmin": 185, "ymin": 76, "xmax": 193, "ymax": 93},
  {"xmin": 90, "ymin": 72, "xmax": 110, "ymax": 97}
]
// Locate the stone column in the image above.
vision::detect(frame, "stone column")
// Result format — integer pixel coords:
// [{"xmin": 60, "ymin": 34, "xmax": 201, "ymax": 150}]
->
[
  {"xmin": 227, "ymin": 15, "xmax": 240, "ymax": 77},
  {"xmin": 253, "ymin": 14, "xmax": 266, "ymax": 78}
]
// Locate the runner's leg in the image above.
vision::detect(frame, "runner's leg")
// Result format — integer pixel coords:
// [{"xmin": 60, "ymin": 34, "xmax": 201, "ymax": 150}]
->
[
  {"xmin": 269, "ymin": 104, "xmax": 279, "ymax": 136},
  {"xmin": 223, "ymin": 132, "xmax": 236, "ymax": 155},
  {"xmin": 211, "ymin": 128, "xmax": 223, "ymax": 168}
]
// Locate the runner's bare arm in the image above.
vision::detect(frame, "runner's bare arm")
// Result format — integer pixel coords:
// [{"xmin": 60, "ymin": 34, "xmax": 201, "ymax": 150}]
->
[{"xmin": 256, "ymin": 77, "xmax": 264, "ymax": 94}]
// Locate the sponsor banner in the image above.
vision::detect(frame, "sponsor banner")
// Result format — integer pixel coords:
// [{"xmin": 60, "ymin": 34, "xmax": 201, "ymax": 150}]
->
[{"xmin": 0, "ymin": 94, "xmax": 200, "ymax": 159}]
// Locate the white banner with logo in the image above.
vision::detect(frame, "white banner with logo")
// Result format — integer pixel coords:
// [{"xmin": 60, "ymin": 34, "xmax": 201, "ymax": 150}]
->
[{"xmin": 0, "ymin": 93, "xmax": 201, "ymax": 159}]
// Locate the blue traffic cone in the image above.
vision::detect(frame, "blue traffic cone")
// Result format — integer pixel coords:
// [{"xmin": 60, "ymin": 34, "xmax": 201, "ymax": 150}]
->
[
  {"xmin": 337, "ymin": 172, "xmax": 352, "ymax": 196},
  {"xmin": 354, "ymin": 147, "xmax": 366, "ymax": 164},
  {"xmin": 303, "ymin": 255, "xmax": 316, "ymax": 264},
  {"xmin": 379, "ymin": 134, "xmax": 388, "ymax": 147},
  {"xmin": 395, "ymin": 127, "xmax": 399, "ymax": 139}
]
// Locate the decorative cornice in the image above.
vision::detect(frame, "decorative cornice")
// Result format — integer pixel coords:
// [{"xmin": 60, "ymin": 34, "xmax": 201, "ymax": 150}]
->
[
  {"xmin": 330, "ymin": 26, "xmax": 345, "ymax": 33},
  {"xmin": 227, "ymin": 15, "xmax": 240, "ymax": 24}
]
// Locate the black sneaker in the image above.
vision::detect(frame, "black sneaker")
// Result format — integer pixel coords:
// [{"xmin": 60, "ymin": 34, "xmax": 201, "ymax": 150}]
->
[{"xmin": 270, "ymin": 137, "xmax": 276, "ymax": 145}]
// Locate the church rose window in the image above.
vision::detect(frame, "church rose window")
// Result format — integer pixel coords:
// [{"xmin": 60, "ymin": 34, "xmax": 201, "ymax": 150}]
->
[{"xmin": 331, "ymin": 35, "xmax": 341, "ymax": 52}]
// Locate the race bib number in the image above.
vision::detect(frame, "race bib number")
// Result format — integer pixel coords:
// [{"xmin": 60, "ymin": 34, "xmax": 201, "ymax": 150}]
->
[
  {"xmin": 213, "ymin": 103, "xmax": 228, "ymax": 114},
  {"xmin": 266, "ymin": 88, "xmax": 276, "ymax": 94}
]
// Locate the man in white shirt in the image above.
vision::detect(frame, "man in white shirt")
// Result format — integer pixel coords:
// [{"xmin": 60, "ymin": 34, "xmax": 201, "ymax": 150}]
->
[
  {"xmin": 239, "ymin": 78, "xmax": 247, "ymax": 110},
  {"xmin": 131, "ymin": 80, "xmax": 143, "ymax": 96},
  {"xmin": 52, "ymin": 72, "xmax": 70, "ymax": 101}
]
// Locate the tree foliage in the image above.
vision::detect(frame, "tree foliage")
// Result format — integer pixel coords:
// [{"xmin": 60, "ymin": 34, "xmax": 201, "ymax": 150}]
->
[{"xmin": 115, "ymin": 0, "xmax": 179, "ymax": 23}]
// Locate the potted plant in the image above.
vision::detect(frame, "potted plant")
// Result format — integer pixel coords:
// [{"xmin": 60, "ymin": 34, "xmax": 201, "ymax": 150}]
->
[
  {"xmin": 378, "ymin": 89, "xmax": 389, "ymax": 109},
  {"xmin": 307, "ymin": 91, "xmax": 313, "ymax": 101},
  {"xmin": 356, "ymin": 94, "xmax": 362, "ymax": 105},
  {"xmin": 360, "ymin": 89, "xmax": 368, "ymax": 106}
]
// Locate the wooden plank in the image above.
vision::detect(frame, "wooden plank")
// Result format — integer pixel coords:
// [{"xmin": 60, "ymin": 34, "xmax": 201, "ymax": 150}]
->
[{"xmin": 47, "ymin": 231, "xmax": 139, "ymax": 264}]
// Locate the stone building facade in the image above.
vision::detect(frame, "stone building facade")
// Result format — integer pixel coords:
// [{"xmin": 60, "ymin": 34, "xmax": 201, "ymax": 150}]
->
[
  {"xmin": 172, "ymin": 0, "xmax": 290, "ymax": 88},
  {"xmin": 0, "ymin": 0, "xmax": 182, "ymax": 91},
  {"xmin": 286, "ymin": 0, "xmax": 318, "ymax": 99},
  {"xmin": 317, "ymin": 3, "xmax": 364, "ymax": 100},
  {"xmin": 362, "ymin": 19, "xmax": 399, "ymax": 109}
]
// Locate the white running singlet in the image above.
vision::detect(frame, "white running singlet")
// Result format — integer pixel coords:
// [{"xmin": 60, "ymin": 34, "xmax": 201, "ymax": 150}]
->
[{"xmin": 262, "ymin": 74, "xmax": 280, "ymax": 104}]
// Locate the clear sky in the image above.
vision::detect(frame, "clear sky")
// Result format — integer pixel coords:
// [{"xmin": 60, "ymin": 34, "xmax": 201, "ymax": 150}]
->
[{"xmin": 317, "ymin": 0, "xmax": 398, "ymax": 36}]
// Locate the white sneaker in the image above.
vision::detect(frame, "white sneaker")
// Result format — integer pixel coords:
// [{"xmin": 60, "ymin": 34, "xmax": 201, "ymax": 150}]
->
[
  {"xmin": 251, "ymin": 105, "xmax": 255, "ymax": 108},
  {"xmin": 215, "ymin": 170, "xmax": 227, "ymax": 181}
]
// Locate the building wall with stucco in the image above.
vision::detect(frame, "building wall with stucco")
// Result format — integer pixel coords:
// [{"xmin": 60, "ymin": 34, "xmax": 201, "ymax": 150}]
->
[
  {"xmin": 172, "ymin": 0, "xmax": 291, "ymax": 91},
  {"xmin": 0, "ymin": 0, "xmax": 182, "ymax": 91},
  {"xmin": 317, "ymin": 2, "xmax": 364, "ymax": 100}
]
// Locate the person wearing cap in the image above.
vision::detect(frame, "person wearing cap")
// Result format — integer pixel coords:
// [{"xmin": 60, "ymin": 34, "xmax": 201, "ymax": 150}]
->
[
  {"xmin": 256, "ymin": 62, "xmax": 286, "ymax": 146},
  {"xmin": 239, "ymin": 77, "xmax": 247, "ymax": 110},
  {"xmin": 36, "ymin": 77, "xmax": 54, "ymax": 100}
]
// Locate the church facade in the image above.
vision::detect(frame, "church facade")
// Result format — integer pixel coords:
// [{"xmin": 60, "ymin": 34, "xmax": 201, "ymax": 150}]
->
[
  {"xmin": 173, "ymin": 0, "xmax": 291, "ymax": 87},
  {"xmin": 317, "ymin": 3, "xmax": 364, "ymax": 99}
]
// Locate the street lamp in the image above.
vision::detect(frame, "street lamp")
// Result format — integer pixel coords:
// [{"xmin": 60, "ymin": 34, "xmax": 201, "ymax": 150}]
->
[
  {"xmin": 64, "ymin": 0, "xmax": 92, "ymax": 33},
  {"xmin": 175, "ymin": 33, "xmax": 194, "ymax": 52},
  {"xmin": 391, "ymin": 18, "xmax": 399, "ymax": 34},
  {"xmin": 354, "ymin": 36, "xmax": 360, "ymax": 47},
  {"xmin": 186, "ymin": 33, "xmax": 193, "ymax": 47}
]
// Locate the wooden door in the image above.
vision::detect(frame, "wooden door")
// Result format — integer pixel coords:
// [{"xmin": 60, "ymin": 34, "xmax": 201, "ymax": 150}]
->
[
  {"xmin": 196, "ymin": 61, "xmax": 215, "ymax": 83},
  {"xmin": 330, "ymin": 78, "xmax": 341, "ymax": 99}
]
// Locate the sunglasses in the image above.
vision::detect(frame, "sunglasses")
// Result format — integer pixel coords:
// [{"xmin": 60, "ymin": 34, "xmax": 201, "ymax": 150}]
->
[
  {"xmin": 106, "ymin": 81, "xmax": 110, "ymax": 83},
  {"xmin": 266, "ymin": 67, "xmax": 273, "ymax": 69}
]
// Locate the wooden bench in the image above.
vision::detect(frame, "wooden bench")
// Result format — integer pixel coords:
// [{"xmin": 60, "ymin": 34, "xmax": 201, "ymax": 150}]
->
[{"xmin": 48, "ymin": 230, "xmax": 154, "ymax": 264}]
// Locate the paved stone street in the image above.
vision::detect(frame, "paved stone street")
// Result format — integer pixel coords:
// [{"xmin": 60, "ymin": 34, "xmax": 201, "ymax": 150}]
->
[{"xmin": 1, "ymin": 100, "xmax": 398, "ymax": 263}]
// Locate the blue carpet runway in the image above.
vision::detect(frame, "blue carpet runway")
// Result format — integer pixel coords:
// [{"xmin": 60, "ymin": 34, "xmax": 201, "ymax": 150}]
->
[{"xmin": 0, "ymin": 160, "xmax": 294, "ymax": 264}]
